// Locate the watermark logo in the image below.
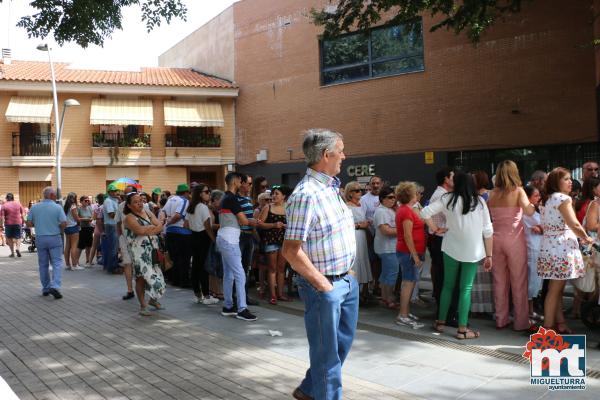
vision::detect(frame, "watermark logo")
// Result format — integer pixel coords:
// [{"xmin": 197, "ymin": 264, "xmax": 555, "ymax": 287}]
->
[{"xmin": 523, "ymin": 327, "xmax": 586, "ymax": 390}]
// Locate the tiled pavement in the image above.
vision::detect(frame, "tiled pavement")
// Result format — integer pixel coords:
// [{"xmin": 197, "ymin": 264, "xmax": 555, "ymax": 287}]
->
[
  {"xmin": 1, "ymin": 242, "xmax": 599, "ymax": 400},
  {"xmin": 0, "ymin": 244, "xmax": 409, "ymax": 400}
]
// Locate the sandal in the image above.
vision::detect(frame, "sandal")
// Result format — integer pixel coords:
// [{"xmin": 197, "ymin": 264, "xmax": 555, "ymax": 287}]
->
[
  {"xmin": 269, "ymin": 297, "xmax": 277, "ymax": 305},
  {"xmin": 139, "ymin": 307, "xmax": 152, "ymax": 317},
  {"xmin": 432, "ymin": 320, "xmax": 445, "ymax": 333},
  {"xmin": 456, "ymin": 329, "xmax": 480, "ymax": 340},
  {"xmin": 148, "ymin": 299, "xmax": 164, "ymax": 310},
  {"xmin": 554, "ymin": 323, "xmax": 574, "ymax": 334}
]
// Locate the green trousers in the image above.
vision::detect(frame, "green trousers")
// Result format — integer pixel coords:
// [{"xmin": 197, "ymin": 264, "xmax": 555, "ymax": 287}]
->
[{"xmin": 439, "ymin": 253, "xmax": 479, "ymax": 326}]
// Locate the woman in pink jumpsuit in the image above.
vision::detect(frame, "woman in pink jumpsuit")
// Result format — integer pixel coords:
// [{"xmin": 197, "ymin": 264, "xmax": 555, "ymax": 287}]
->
[{"xmin": 488, "ymin": 161, "xmax": 536, "ymax": 330}]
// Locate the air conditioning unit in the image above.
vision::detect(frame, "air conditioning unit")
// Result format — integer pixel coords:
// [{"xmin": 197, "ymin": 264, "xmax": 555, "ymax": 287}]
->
[{"xmin": 256, "ymin": 149, "xmax": 268, "ymax": 162}]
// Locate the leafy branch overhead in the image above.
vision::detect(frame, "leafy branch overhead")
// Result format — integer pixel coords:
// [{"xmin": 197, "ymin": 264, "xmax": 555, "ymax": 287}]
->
[
  {"xmin": 312, "ymin": 0, "xmax": 527, "ymax": 42},
  {"xmin": 11, "ymin": 0, "xmax": 187, "ymax": 48}
]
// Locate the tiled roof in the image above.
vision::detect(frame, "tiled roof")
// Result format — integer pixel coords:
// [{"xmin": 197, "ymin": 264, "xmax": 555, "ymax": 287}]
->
[{"xmin": 0, "ymin": 60, "xmax": 236, "ymax": 89}]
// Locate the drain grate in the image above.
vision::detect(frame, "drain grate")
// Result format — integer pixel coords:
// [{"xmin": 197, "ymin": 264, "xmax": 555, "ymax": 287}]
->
[{"xmin": 266, "ymin": 303, "xmax": 600, "ymax": 380}]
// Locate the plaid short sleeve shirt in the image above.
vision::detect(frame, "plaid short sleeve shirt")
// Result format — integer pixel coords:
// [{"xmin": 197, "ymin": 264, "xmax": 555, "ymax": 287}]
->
[{"xmin": 285, "ymin": 168, "xmax": 356, "ymax": 275}]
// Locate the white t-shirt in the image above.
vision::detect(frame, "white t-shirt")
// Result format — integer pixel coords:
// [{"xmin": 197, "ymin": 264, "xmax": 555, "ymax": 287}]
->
[
  {"xmin": 185, "ymin": 203, "xmax": 211, "ymax": 232},
  {"xmin": 373, "ymin": 205, "xmax": 396, "ymax": 254}
]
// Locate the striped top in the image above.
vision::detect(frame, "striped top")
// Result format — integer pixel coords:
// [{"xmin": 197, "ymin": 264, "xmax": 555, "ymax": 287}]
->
[{"xmin": 285, "ymin": 168, "xmax": 356, "ymax": 275}]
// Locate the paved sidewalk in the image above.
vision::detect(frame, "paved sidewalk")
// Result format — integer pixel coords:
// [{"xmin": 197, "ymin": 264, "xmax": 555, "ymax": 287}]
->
[
  {"xmin": 1, "ymin": 243, "xmax": 599, "ymax": 400},
  {"xmin": 0, "ymin": 245, "xmax": 408, "ymax": 400}
]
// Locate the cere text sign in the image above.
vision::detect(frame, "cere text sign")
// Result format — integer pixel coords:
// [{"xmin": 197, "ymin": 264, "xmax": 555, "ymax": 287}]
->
[{"xmin": 347, "ymin": 164, "xmax": 375, "ymax": 177}]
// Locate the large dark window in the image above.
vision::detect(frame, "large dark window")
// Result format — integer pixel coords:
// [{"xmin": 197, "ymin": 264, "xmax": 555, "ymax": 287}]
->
[{"xmin": 320, "ymin": 21, "xmax": 424, "ymax": 85}]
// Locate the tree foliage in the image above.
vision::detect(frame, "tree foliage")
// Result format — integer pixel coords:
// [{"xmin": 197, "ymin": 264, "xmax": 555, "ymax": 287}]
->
[
  {"xmin": 4, "ymin": 0, "xmax": 187, "ymax": 48},
  {"xmin": 312, "ymin": 0, "xmax": 528, "ymax": 42}
]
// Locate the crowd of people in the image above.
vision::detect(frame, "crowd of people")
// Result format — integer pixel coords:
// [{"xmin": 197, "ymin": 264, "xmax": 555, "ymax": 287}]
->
[
  {"xmin": 3, "ymin": 128, "xmax": 600, "ymax": 399},
  {"xmin": 1, "ymin": 161, "xmax": 599, "ymax": 333}
]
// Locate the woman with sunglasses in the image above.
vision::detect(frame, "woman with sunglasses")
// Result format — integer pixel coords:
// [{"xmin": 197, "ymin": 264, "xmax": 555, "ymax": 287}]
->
[
  {"xmin": 258, "ymin": 185, "xmax": 292, "ymax": 304},
  {"xmin": 123, "ymin": 193, "xmax": 166, "ymax": 316},
  {"xmin": 251, "ymin": 176, "xmax": 268, "ymax": 208},
  {"xmin": 76, "ymin": 196, "xmax": 94, "ymax": 267},
  {"xmin": 344, "ymin": 181, "xmax": 372, "ymax": 304},
  {"xmin": 373, "ymin": 187, "xmax": 399, "ymax": 308},
  {"xmin": 185, "ymin": 184, "xmax": 219, "ymax": 305}
]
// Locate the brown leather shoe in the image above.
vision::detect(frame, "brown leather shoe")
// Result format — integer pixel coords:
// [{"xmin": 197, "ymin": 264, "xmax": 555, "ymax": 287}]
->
[{"xmin": 292, "ymin": 387, "xmax": 313, "ymax": 400}]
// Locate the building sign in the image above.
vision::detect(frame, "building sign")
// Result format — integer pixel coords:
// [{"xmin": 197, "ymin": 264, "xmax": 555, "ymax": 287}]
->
[
  {"xmin": 347, "ymin": 164, "xmax": 375, "ymax": 177},
  {"xmin": 425, "ymin": 152, "xmax": 434, "ymax": 164}
]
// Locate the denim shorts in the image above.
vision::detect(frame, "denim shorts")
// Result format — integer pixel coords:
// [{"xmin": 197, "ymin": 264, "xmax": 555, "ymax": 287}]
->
[
  {"xmin": 397, "ymin": 251, "xmax": 424, "ymax": 282},
  {"xmin": 64, "ymin": 225, "xmax": 80, "ymax": 235},
  {"xmin": 377, "ymin": 252, "xmax": 399, "ymax": 286},
  {"xmin": 4, "ymin": 224, "xmax": 21, "ymax": 239},
  {"xmin": 264, "ymin": 243, "xmax": 281, "ymax": 253}
]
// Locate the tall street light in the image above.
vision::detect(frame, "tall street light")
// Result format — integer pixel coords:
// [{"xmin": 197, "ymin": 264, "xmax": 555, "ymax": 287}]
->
[{"xmin": 37, "ymin": 43, "xmax": 79, "ymax": 199}]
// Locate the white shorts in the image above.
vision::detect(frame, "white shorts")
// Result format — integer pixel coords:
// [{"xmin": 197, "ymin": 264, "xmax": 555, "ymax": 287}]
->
[{"xmin": 119, "ymin": 235, "xmax": 132, "ymax": 265}]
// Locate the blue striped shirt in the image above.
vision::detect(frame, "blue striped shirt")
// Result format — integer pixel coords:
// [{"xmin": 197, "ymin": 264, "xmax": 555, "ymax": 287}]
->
[{"xmin": 285, "ymin": 168, "xmax": 356, "ymax": 275}]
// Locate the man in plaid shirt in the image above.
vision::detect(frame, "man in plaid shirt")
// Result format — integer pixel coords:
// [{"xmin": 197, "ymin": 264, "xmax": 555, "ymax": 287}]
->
[{"xmin": 283, "ymin": 129, "xmax": 357, "ymax": 400}]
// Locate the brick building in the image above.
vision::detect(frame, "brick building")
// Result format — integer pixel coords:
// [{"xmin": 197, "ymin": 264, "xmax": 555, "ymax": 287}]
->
[
  {"xmin": 160, "ymin": 0, "xmax": 598, "ymax": 190},
  {"xmin": 0, "ymin": 60, "xmax": 238, "ymax": 205}
]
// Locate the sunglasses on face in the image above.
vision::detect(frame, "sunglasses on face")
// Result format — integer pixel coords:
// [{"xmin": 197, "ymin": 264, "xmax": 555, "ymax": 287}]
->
[
  {"xmin": 260, "ymin": 184, "xmax": 268, "ymax": 189},
  {"xmin": 586, "ymin": 168, "xmax": 599, "ymax": 171},
  {"xmin": 351, "ymin": 189, "xmax": 362, "ymax": 193},
  {"xmin": 384, "ymin": 195, "xmax": 396, "ymax": 200},
  {"xmin": 201, "ymin": 190, "xmax": 210, "ymax": 194}
]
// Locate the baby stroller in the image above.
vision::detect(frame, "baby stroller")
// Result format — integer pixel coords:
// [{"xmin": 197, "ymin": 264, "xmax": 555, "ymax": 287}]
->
[{"xmin": 26, "ymin": 227, "xmax": 36, "ymax": 253}]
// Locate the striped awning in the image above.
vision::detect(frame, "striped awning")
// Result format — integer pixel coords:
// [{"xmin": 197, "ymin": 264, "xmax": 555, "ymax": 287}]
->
[
  {"xmin": 5, "ymin": 96, "xmax": 53, "ymax": 123},
  {"xmin": 90, "ymin": 98, "xmax": 153, "ymax": 125},
  {"xmin": 163, "ymin": 101, "xmax": 224, "ymax": 127}
]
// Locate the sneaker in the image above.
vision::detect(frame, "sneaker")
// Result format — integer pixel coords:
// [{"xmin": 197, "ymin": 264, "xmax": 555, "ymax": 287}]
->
[
  {"xmin": 395, "ymin": 316, "xmax": 424, "ymax": 329},
  {"xmin": 192, "ymin": 295, "xmax": 202, "ymax": 304},
  {"xmin": 236, "ymin": 308, "xmax": 257, "ymax": 321},
  {"xmin": 16, "ymin": 250, "xmax": 21, "ymax": 257},
  {"xmin": 221, "ymin": 306, "xmax": 237, "ymax": 316},
  {"xmin": 201, "ymin": 296, "xmax": 219, "ymax": 305},
  {"xmin": 72, "ymin": 265, "xmax": 85, "ymax": 271},
  {"xmin": 48, "ymin": 288, "xmax": 63, "ymax": 300},
  {"xmin": 9, "ymin": 253, "xmax": 14, "ymax": 258},
  {"xmin": 408, "ymin": 313, "xmax": 420, "ymax": 321}
]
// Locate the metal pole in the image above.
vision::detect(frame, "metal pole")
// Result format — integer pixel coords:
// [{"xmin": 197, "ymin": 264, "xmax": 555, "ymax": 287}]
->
[{"xmin": 47, "ymin": 47, "xmax": 62, "ymax": 200}]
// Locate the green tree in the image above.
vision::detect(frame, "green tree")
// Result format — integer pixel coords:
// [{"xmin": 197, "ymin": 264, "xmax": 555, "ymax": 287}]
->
[
  {"xmin": 2, "ymin": 0, "xmax": 187, "ymax": 48},
  {"xmin": 312, "ymin": 0, "xmax": 527, "ymax": 42}
]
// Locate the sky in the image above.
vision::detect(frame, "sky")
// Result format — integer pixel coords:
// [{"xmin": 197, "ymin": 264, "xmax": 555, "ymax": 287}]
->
[{"xmin": 0, "ymin": 0, "xmax": 236, "ymax": 70}]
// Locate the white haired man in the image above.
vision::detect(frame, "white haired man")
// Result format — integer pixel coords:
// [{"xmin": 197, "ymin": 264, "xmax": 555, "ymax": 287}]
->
[{"xmin": 283, "ymin": 129, "xmax": 358, "ymax": 400}]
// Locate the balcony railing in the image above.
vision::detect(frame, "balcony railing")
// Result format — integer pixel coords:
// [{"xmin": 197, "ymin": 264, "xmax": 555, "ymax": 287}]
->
[
  {"xmin": 165, "ymin": 133, "xmax": 221, "ymax": 148},
  {"xmin": 92, "ymin": 132, "xmax": 151, "ymax": 148},
  {"xmin": 12, "ymin": 132, "xmax": 55, "ymax": 156}
]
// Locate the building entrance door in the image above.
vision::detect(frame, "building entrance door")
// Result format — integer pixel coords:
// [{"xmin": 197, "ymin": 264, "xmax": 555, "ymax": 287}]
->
[{"xmin": 19, "ymin": 181, "xmax": 51, "ymax": 206}]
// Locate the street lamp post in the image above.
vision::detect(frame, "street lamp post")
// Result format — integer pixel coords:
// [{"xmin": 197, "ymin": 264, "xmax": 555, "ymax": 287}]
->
[{"xmin": 37, "ymin": 44, "xmax": 79, "ymax": 200}]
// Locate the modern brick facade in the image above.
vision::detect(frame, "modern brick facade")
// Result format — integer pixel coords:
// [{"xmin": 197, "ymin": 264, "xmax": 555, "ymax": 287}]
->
[{"xmin": 161, "ymin": 0, "xmax": 598, "ymax": 188}]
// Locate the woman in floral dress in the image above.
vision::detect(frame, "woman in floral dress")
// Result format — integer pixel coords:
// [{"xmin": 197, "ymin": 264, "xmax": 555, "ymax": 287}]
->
[
  {"xmin": 537, "ymin": 167, "xmax": 593, "ymax": 333},
  {"xmin": 123, "ymin": 193, "xmax": 166, "ymax": 316}
]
